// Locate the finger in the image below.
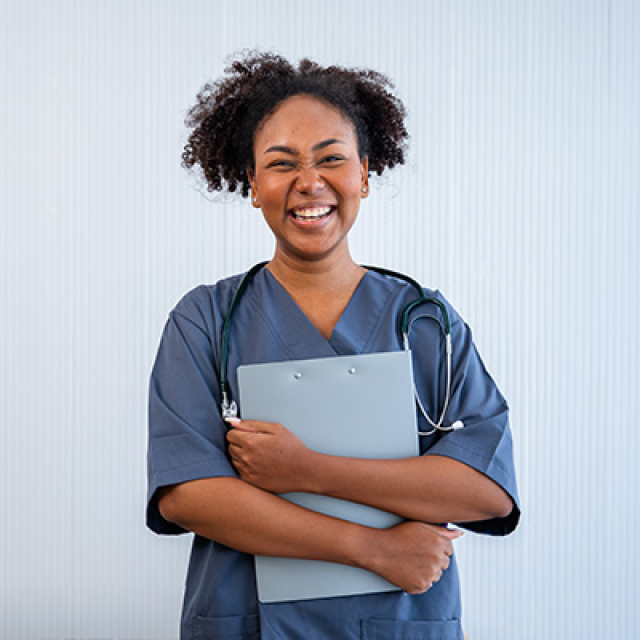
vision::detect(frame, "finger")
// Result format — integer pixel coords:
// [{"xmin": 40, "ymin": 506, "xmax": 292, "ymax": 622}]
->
[
  {"xmin": 227, "ymin": 439, "xmax": 241, "ymax": 453},
  {"xmin": 226, "ymin": 417, "xmax": 262, "ymax": 432},
  {"xmin": 227, "ymin": 425, "xmax": 269, "ymax": 445},
  {"xmin": 227, "ymin": 448, "xmax": 241, "ymax": 466},
  {"xmin": 229, "ymin": 455, "xmax": 247, "ymax": 475},
  {"xmin": 226, "ymin": 430, "xmax": 247, "ymax": 447},
  {"xmin": 229, "ymin": 418, "xmax": 279, "ymax": 433},
  {"xmin": 227, "ymin": 442, "xmax": 248, "ymax": 463}
]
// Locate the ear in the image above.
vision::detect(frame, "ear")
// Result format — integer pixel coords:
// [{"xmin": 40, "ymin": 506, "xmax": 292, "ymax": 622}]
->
[
  {"xmin": 247, "ymin": 169, "xmax": 261, "ymax": 208},
  {"xmin": 360, "ymin": 157, "xmax": 370, "ymax": 199}
]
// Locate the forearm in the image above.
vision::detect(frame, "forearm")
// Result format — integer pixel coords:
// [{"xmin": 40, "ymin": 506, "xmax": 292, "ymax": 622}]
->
[
  {"xmin": 158, "ymin": 475, "xmax": 462, "ymax": 595},
  {"xmin": 158, "ymin": 476, "xmax": 368, "ymax": 564},
  {"xmin": 301, "ymin": 453, "xmax": 513, "ymax": 524},
  {"xmin": 226, "ymin": 419, "xmax": 512, "ymax": 525}
]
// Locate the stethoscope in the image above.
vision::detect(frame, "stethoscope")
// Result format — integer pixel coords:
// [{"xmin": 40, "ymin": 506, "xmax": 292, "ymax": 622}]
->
[{"xmin": 219, "ymin": 262, "xmax": 464, "ymax": 436}]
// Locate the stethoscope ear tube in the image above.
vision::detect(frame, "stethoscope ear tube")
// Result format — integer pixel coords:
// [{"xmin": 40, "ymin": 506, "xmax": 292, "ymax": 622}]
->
[
  {"xmin": 401, "ymin": 297, "xmax": 451, "ymax": 338},
  {"xmin": 361, "ymin": 265, "xmax": 451, "ymax": 338}
]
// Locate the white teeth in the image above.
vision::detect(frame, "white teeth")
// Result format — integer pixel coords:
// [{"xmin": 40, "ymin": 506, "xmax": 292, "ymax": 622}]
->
[{"xmin": 292, "ymin": 206, "xmax": 332, "ymax": 219}]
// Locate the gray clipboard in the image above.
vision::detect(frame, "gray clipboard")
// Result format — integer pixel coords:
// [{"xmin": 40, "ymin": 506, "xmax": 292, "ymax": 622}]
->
[{"xmin": 236, "ymin": 350, "xmax": 418, "ymax": 603}]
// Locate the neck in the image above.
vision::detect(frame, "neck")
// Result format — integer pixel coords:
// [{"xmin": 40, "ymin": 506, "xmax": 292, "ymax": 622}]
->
[{"xmin": 267, "ymin": 251, "xmax": 364, "ymax": 295}]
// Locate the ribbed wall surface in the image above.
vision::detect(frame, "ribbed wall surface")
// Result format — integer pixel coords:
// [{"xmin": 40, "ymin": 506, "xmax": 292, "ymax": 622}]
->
[{"xmin": 1, "ymin": 1, "xmax": 638, "ymax": 638}]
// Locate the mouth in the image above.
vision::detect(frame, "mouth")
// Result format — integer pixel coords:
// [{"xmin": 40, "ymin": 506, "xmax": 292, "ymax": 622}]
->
[{"xmin": 288, "ymin": 206, "xmax": 335, "ymax": 223}]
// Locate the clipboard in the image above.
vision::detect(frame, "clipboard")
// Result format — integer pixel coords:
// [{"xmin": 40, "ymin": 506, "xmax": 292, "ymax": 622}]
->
[{"xmin": 236, "ymin": 350, "xmax": 418, "ymax": 603}]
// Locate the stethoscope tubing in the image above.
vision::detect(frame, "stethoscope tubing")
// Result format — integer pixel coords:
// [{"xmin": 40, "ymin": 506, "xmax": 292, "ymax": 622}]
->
[{"xmin": 219, "ymin": 262, "xmax": 459, "ymax": 435}]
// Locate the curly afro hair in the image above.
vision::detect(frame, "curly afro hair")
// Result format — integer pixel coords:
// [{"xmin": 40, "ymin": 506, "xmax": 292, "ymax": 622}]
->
[{"xmin": 182, "ymin": 51, "xmax": 408, "ymax": 198}]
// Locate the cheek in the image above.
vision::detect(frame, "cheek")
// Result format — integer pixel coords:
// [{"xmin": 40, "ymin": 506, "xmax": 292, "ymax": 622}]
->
[
  {"xmin": 255, "ymin": 175, "xmax": 288, "ymax": 202},
  {"xmin": 327, "ymin": 167, "xmax": 361, "ymax": 196},
  {"xmin": 342, "ymin": 174, "xmax": 365, "ymax": 198}
]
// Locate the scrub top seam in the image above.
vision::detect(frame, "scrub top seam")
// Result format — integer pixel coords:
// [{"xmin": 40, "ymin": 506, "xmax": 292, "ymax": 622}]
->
[
  {"xmin": 170, "ymin": 308, "xmax": 213, "ymax": 340},
  {"xmin": 152, "ymin": 453, "xmax": 235, "ymax": 476},
  {"xmin": 241, "ymin": 293, "xmax": 299, "ymax": 361},
  {"xmin": 426, "ymin": 435, "xmax": 513, "ymax": 476},
  {"xmin": 359, "ymin": 273, "xmax": 414, "ymax": 353}
]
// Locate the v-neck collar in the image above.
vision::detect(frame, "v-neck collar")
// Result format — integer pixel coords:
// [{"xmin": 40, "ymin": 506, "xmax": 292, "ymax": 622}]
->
[{"xmin": 255, "ymin": 268, "xmax": 394, "ymax": 359}]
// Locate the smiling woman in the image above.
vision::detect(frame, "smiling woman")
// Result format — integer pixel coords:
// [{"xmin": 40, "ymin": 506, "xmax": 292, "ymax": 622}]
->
[
  {"xmin": 147, "ymin": 51, "xmax": 519, "ymax": 640},
  {"xmin": 249, "ymin": 95, "xmax": 367, "ymax": 273}
]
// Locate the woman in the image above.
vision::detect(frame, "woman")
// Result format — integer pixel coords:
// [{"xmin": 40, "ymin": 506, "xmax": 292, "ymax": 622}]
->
[{"xmin": 147, "ymin": 52, "xmax": 519, "ymax": 640}]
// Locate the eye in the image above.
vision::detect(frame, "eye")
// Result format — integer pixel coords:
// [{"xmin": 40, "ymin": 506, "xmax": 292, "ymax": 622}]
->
[
  {"xmin": 319, "ymin": 154, "xmax": 344, "ymax": 165},
  {"xmin": 266, "ymin": 159, "xmax": 295, "ymax": 170}
]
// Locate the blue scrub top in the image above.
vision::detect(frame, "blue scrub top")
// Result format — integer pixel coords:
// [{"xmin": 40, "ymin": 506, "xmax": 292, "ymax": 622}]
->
[{"xmin": 147, "ymin": 268, "xmax": 520, "ymax": 640}]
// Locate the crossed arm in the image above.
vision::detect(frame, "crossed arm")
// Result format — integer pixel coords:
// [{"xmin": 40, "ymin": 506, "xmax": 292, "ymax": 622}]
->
[{"xmin": 158, "ymin": 418, "xmax": 513, "ymax": 594}]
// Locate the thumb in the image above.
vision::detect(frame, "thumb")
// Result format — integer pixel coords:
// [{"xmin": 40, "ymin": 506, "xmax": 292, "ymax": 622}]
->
[{"xmin": 440, "ymin": 526, "xmax": 464, "ymax": 540}]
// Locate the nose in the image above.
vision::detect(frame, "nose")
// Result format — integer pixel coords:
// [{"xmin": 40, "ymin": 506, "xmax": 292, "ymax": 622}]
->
[{"xmin": 294, "ymin": 166, "xmax": 325, "ymax": 194}]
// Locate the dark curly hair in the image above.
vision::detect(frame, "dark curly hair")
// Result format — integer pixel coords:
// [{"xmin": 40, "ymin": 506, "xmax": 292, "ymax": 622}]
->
[{"xmin": 182, "ymin": 51, "xmax": 409, "ymax": 197}]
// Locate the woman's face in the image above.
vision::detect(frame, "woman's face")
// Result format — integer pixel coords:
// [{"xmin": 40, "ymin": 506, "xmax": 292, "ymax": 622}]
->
[{"xmin": 248, "ymin": 94, "xmax": 369, "ymax": 267}]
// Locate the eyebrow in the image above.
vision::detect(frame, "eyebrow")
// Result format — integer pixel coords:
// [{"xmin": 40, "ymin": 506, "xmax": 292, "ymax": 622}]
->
[{"xmin": 263, "ymin": 138, "xmax": 345, "ymax": 155}]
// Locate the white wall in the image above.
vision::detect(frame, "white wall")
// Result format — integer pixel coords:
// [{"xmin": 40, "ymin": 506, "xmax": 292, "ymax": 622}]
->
[{"xmin": 1, "ymin": 1, "xmax": 638, "ymax": 638}]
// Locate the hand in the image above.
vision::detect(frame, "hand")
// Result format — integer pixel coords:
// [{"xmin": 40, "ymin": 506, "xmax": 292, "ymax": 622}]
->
[
  {"xmin": 364, "ymin": 522, "xmax": 462, "ymax": 594},
  {"xmin": 226, "ymin": 418, "xmax": 313, "ymax": 493}
]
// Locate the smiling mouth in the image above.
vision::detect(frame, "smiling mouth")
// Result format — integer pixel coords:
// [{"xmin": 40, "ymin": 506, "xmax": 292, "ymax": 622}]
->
[{"xmin": 289, "ymin": 206, "xmax": 334, "ymax": 222}]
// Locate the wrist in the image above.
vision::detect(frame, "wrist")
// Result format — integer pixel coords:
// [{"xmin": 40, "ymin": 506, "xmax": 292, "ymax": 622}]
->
[
  {"xmin": 344, "ymin": 523, "xmax": 383, "ymax": 573},
  {"xmin": 296, "ymin": 449, "xmax": 327, "ymax": 494}
]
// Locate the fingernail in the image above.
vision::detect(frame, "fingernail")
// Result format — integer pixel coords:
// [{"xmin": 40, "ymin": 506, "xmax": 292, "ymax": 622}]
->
[{"xmin": 225, "ymin": 417, "xmax": 241, "ymax": 426}]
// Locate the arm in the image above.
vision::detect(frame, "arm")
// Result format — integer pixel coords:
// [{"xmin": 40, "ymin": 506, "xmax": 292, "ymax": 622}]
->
[
  {"xmin": 226, "ymin": 294, "xmax": 520, "ymax": 532},
  {"xmin": 157, "ymin": 476, "xmax": 461, "ymax": 594},
  {"xmin": 226, "ymin": 419, "xmax": 513, "ymax": 524}
]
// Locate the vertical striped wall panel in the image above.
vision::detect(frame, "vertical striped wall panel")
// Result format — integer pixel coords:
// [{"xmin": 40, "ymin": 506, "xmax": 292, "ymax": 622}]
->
[{"xmin": 1, "ymin": 1, "xmax": 638, "ymax": 638}]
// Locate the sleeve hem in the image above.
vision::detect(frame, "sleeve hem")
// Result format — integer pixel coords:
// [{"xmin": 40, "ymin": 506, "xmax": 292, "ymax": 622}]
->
[
  {"xmin": 424, "ymin": 440, "xmax": 521, "ymax": 536},
  {"xmin": 146, "ymin": 459, "xmax": 237, "ymax": 535}
]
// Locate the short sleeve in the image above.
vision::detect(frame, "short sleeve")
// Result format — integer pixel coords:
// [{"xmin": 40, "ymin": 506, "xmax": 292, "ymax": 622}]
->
[
  {"xmin": 422, "ymin": 300, "xmax": 520, "ymax": 536},
  {"xmin": 146, "ymin": 289, "xmax": 236, "ymax": 535}
]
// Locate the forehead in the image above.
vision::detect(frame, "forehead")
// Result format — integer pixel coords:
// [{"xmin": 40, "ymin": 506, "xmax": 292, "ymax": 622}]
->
[{"xmin": 254, "ymin": 94, "xmax": 357, "ymax": 150}]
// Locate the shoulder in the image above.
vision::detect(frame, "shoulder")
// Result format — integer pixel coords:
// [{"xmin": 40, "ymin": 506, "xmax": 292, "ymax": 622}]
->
[
  {"xmin": 169, "ymin": 273, "xmax": 246, "ymax": 334},
  {"xmin": 364, "ymin": 268, "xmax": 464, "ymax": 330}
]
